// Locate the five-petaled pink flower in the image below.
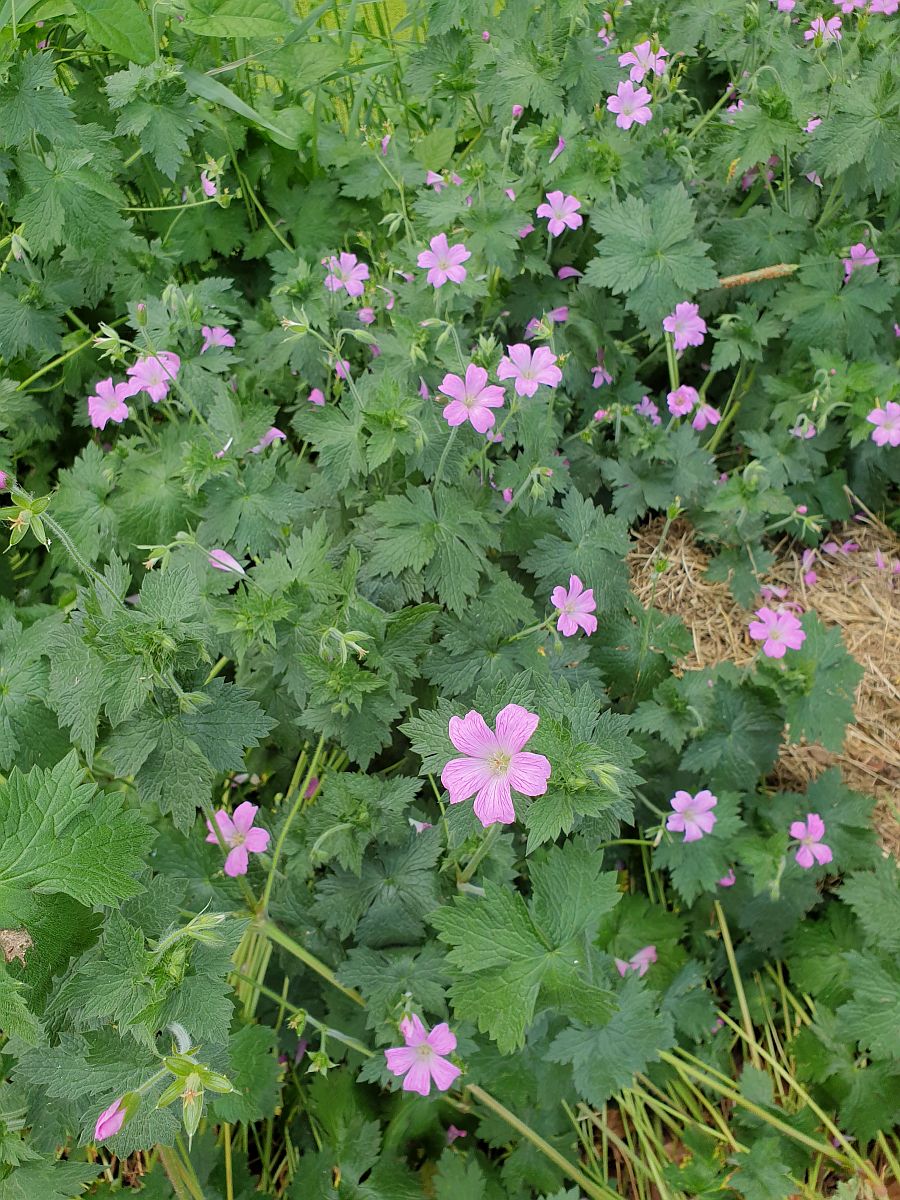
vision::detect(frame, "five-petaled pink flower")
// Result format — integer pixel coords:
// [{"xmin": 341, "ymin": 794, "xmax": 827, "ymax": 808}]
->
[
  {"xmin": 804, "ymin": 14, "xmax": 842, "ymax": 41},
  {"xmin": 666, "ymin": 789, "xmax": 718, "ymax": 842},
  {"xmin": 441, "ymin": 704, "xmax": 552, "ymax": 827},
  {"xmin": 842, "ymin": 243, "xmax": 879, "ymax": 280},
  {"xmin": 748, "ymin": 607, "xmax": 806, "ymax": 657},
  {"xmin": 666, "ymin": 385, "xmax": 699, "ymax": 417},
  {"xmin": 208, "ymin": 548, "xmax": 246, "ymax": 576},
  {"xmin": 206, "ymin": 801, "xmax": 270, "ymax": 876},
  {"xmin": 124, "ymin": 352, "xmax": 181, "ymax": 403},
  {"xmin": 324, "ymin": 252, "xmax": 370, "ymax": 298},
  {"xmin": 607, "ymin": 80, "xmax": 653, "ymax": 129},
  {"xmin": 615, "ymin": 945, "xmax": 657, "ymax": 977},
  {"xmin": 88, "ymin": 379, "xmax": 131, "ymax": 430},
  {"xmin": 249, "ymin": 427, "xmax": 286, "ymax": 453},
  {"xmin": 201, "ymin": 325, "xmax": 235, "ymax": 353},
  {"xmin": 535, "ymin": 191, "xmax": 583, "ymax": 237},
  {"xmin": 438, "ymin": 364, "xmax": 505, "ymax": 433},
  {"xmin": 790, "ymin": 813, "xmax": 833, "ymax": 869},
  {"xmin": 551, "ymin": 575, "xmax": 597, "ymax": 637},
  {"xmin": 692, "ymin": 404, "xmax": 721, "ymax": 432},
  {"xmin": 867, "ymin": 402, "xmax": 900, "ymax": 448},
  {"xmin": 663, "ymin": 302, "xmax": 707, "ymax": 352},
  {"xmin": 635, "ymin": 396, "xmax": 661, "ymax": 425},
  {"xmin": 384, "ymin": 1015, "xmax": 460, "ymax": 1096},
  {"xmin": 618, "ymin": 41, "xmax": 668, "ymax": 81},
  {"xmin": 832, "ymin": 0, "xmax": 863, "ymax": 11},
  {"xmin": 417, "ymin": 234, "xmax": 471, "ymax": 288},
  {"xmin": 497, "ymin": 344, "xmax": 562, "ymax": 397},
  {"xmin": 95, "ymin": 1097, "xmax": 127, "ymax": 1142}
]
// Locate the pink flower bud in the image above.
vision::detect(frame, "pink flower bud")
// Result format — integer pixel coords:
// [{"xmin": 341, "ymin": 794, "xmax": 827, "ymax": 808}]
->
[{"xmin": 94, "ymin": 1097, "xmax": 127, "ymax": 1142}]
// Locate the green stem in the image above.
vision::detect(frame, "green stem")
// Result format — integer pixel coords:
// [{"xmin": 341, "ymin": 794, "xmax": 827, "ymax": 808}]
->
[
  {"xmin": 256, "ymin": 918, "xmax": 365, "ymax": 1008},
  {"xmin": 432, "ymin": 425, "xmax": 458, "ymax": 489},
  {"xmin": 663, "ymin": 331, "xmax": 680, "ymax": 393},
  {"xmin": 259, "ymin": 735, "xmax": 325, "ymax": 914},
  {"xmin": 41, "ymin": 512, "xmax": 122, "ymax": 604},
  {"xmin": 714, "ymin": 901, "xmax": 759, "ymax": 1069},
  {"xmin": 458, "ymin": 823, "xmax": 501, "ymax": 885},
  {"xmin": 231, "ymin": 972, "xmax": 373, "ymax": 1057}
]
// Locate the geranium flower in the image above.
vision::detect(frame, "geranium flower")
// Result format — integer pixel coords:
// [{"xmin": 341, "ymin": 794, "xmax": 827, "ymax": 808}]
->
[
  {"xmin": 804, "ymin": 14, "xmax": 842, "ymax": 41},
  {"xmin": 94, "ymin": 1098, "xmax": 127, "ymax": 1142},
  {"xmin": 666, "ymin": 789, "xmax": 718, "ymax": 842},
  {"xmin": 618, "ymin": 40, "xmax": 668, "ymax": 81},
  {"xmin": 200, "ymin": 325, "xmax": 235, "ymax": 353},
  {"xmin": 440, "ymin": 703, "xmax": 552, "ymax": 826},
  {"xmin": 692, "ymin": 404, "xmax": 721, "ymax": 431},
  {"xmin": 87, "ymin": 379, "xmax": 131, "ymax": 430},
  {"xmin": 206, "ymin": 801, "xmax": 270, "ymax": 876},
  {"xmin": 446, "ymin": 1125, "xmax": 467, "ymax": 1143},
  {"xmin": 748, "ymin": 607, "xmax": 806, "ymax": 657},
  {"xmin": 790, "ymin": 813, "xmax": 833, "ymax": 868},
  {"xmin": 663, "ymin": 302, "xmax": 707, "ymax": 352},
  {"xmin": 425, "ymin": 170, "xmax": 445, "ymax": 192},
  {"xmin": 842, "ymin": 243, "xmax": 879, "ymax": 280},
  {"xmin": 200, "ymin": 170, "xmax": 217, "ymax": 197},
  {"xmin": 535, "ymin": 191, "xmax": 583, "ymax": 236},
  {"xmin": 417, "ymin": 234, "xmax": 471, "ymax": 287},
  {"xmin": 384, "ymin": 1015, "xmax": 460, "ymax": 1096},
  {"xmin": 324, "ymin": 252, "xmax": 369, "ymax": 298},
  {"xmin": 308, "ymin": 388, "xmax": 325, "ymax": 406},
  {"xmin": 635, "ymin": 395, "xmax": 661, "ymax": 425},
  {"xmin": 512, "ymin": 103, "xmax": 524, "ymax": 118},
  {"xmin": 124, "ymin": 352, "xmax": 181, "ymax": 403},
  {"xmin": 804, "ymin": 116, "xmax": 822, "ymax": 132},
  {"xmin": 867, "ymin": 402, "xmax": 900, "ymax": 447},
  {"xmin": 606, "ymin": 81, "xmax": 653, "ymax": 129},
  {"xmin": 558, "ymin": 266, "xmax": 583, "ymax": 280},
  {"xmin": 615, "ymin": 945, "xmax": 657, "ymax": 977},
  {"xmin": 773, "ymin": 0, "xmax": 796, "ymax": 9},
  {"xmin": 833, "ymin": 0, "xmax": 863, "ymax": 10},
  {"xmin": 249, "ymin": 427, "xmax": 286, "ymax": 453},
  {"xmin": 548, "ymin": 137, "xmax": 566, "ymax": 164},
  {"xmin": 666, "ymin": 385, "xmax": 699, "ymax": 417},
  {"xmin": 551, "ymin": 574, "xmax": 597, "ymax": 636},
  {"xmin": 208, "ymin": 548, "xmax": 246, "ymax": 576},
  {"xmin": 497, "ymin": 344, "xmax": 562, "ymax": 397},
  {"xmin": 438, "ymin": 364, "xmax": 505, "ymax": 432},
  {"xmin": 592, "ymin": 349, "xmax": 613, "ymax": 388},
  {"xmin": 871, "ymin": 0, "xmax": 898, "ymax": 11},
  {"xmin": 718, "ymin": 869, "xmax": 737, "ymax": 887}
]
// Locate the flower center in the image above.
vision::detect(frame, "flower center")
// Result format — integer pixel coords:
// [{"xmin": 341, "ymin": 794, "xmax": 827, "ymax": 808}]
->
[
  {"xmin": 437, "ymin": 255, "xmax": 450, "ymax": 270},
  {"xmin": 414, "ymin": 1043, "xmax": 434, "ymax": 1060},
  {"xmin": 487, "ymin": 750, "xmax": 512, "ymax": 776}
]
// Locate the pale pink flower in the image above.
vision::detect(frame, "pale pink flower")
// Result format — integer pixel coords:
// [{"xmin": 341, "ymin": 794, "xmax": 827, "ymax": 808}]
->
[
  {"xmin": 425, "ymin": 170, "xmax": 445, "ymax": 192},
  {"xmin": 124, "ymin": 352, "xmax": 181, "ymax": 403},
  {"xmin": 614, "ymin": 945, "xmax": 657, "ymax": 977},
  {"xmin": 87, "ymin": 378, "xmax": 131, "ymax": 430},
  {"xmin": 666, "ymin": 385, "xmax": 698, "ymax": 417},
  {"xmin": 409, "ymin": 818, "xmax": 433, "ymax": 834},
  {"xmin": 774, "ymin": 0, "xmax": 796, "ymax": 8},
  {"xmin": 618, "ymin": 40, "xmax": 668, "ymax": 81},
  {"xmin": 200, "ymin": 170, "xmax": 217, "ymax": 197},
  {"xmin": 790, "ymin": 419, "xmax": 816, "ymax": 439},
  {"xmin": 504, "ymin": 188, "xmax": 516, "ymax": 200},
  {"xmin": 804, "ymin": 14, "xmax": 842, "ymax": 41},
  {"xmin": 551, "ymin": 574, "xmax": 597, "ymax": 636},
  {"xmin": 790, "ymin": 813, "xmax": 833, "ymax": 869},
  {"xmin": 592, "ymin": 349, "xmax": 613, "ymax": 388},
  {"xmin": 535, "ymin": 191, "xmax": 583, "ymax": 236},
  {"xmin": 871, "ymin": 0, "xmax": 898, "ymax": 11},
  {"xmin": 249, "ymin": 427, "xmax": 286, "ymax": 453},
  {"xmin": 594, "ymin": 409, "xmax": 608, "ymax": 421},
  {"xmin": 334, "ymin": 359, "xmax": 351, "ymax": 381},
  {"xmin": 833, "ymin": 0, "xmax": 863, "ymax": 10},
  {"xmin": 384, "ymin": 1015, "xmax": 460, "ymax": 1096},
  {"xmin": 718, "ymin": 869, "xmax": 737, "ymax": 887},
  {"xmin": 94, "ymin": 1098, "xmax": 127, "ymax": 1142},
  {"xmin": 417, "ymin": 234, "xmax": 471, "ymax": 288},
  {"xmin": 441, "ymin": 703, "xmax": 552, "ymax": 827},
  {"xmin": 438, "ymin": 364, "xmax": 505, "ymax": 433},
  {"xmin": 517, "ymin": 223, "xmax": 535, "ymax": 239},
  {"xmin": 635, "ymin": 395, "xmax": 661, "ymax": 425},
  {"xmin": 663, "ymin": 302, "xmax": 707, "ymax": 352},
  {"xmin": 692, "ymin": 404, "xmax": 721, "ymax": 431},
  {"xmin": 666, "ymin": 789, "xmax": 718, "ymax": 842},
  {"xmin": 308, "ymin": 388, "xmax": 325, "ymax": 406},
  {"xmin": 807, "ymin": 171, "xmax": 823, "ymax": 187},
  {"xmin": 843, "ymin": 243, "xmax": 879, "ymax": 280},
  {"xmin": 867, "ymin": 402, "xmax": 900, "ymax": 447},
  {"xmin": 606, "ymin": 80, "xmax": 653, "ymax": 129},
  {"xmin": 497, "ymin": 344, "xmax": 562, "ymax": 397},
  {"xmin": 358, "ymin": 307, "xmax": 376, "ymax": 325},
  {"xmin": 208, "ymin": 548, "xmax": 246, "ymax": 576},
  {"xmin": 206, "ymin": 801, "xmax": 270, "ymax": 876},
  {"xmin": 446, "ymin": 1125, "xmax": 467, "ymax": 1143},
  {"xmin": 804, "ymin": 116, "xmax": 822, "ymax": 133},
  {"xmin": 748, "ymin": 607, "xmax": 806, "ymax": 657},
  {"xmin": 548, "ymin": 137, "xmax": 566, "ymax": 164},
  {"xmin": 324, "ymin": 252, "xmax": 369, "ymax": 298},
  {"xmin": 200, "ymin": 325, "xmax": 235, "ymax": 353},
  {"xmin": 558, "ymin": 266, "xmax": 583, "ymax": 280}
]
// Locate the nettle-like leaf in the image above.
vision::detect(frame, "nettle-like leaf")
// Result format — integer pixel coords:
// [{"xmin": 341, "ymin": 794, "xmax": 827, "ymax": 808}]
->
[
  {"xmin": 304, "ymin": 774, "xmax": 422, "ymax": 874},
  {"xmin": 432, "ymin": 841, "xmax": 619, "ymax": 1052},
  {"xmin": 105, "ymin": 62, "xmax": 204, "ymax": 180},
  {"xmin": 521, "ymin": 489, "xmax": 630, "ymax": 609}
]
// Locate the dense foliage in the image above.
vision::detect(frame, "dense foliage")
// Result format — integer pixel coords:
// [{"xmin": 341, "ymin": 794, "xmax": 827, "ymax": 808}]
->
[{"xmin": 0, "ymin": 0, "xmax": 898, "ymax": 1196}]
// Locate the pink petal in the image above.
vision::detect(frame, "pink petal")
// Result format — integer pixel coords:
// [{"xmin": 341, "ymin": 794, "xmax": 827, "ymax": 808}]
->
[
  {"xmin": 224, "ymin": 845, "xmax": 249, "ymax": 876},
  {"xmin": 426, "ymin": 1023, "xmax": 457, "ymax": 1055},
  {"xmin": 244, "ymin": 827, "xmax": 270, "ymax": 853},
  {"xmin": 442, "ymin": 757, "xmax": 492, "ymax": 805},
  {"xmin": 400, "ymin": 1014, "xmax": 428, "ymax": 1045},
  {"xmin": 232, "ymin": 801, "xmax": 258, "ymax": 834},
  {"xmin": 385, "ymin": 1046, "xmax": 417, "ymax": 1075},
  {"xmin": 506, "ymin": 751, "xmax": 552, "ymax": 797},
  {"xmin": 448, "ymin": 711, "xmax": 497, "ymax": 756},
  {"xmin": 494, "ymin": 703, "xmax": 539, "ymax": 753},
  {"xmin": 812, "ymin": 842, "xmax": 833, "ymax": 865},
  {"xmin": 438, "ymin": 372, "xmax": 466, "ymax": 403},
  {"xmin": 403, "ymin": 1059, "xmax": 434, "ymax": 1095},
  {"xmin": 615, "ymin": 958, "xmax": 630, "ymax": 976},
  {"xmin": 789, "ymin": 821, "xmax": 807, "ymax": 840},
  {"xmin": 472, "ymin": 777, "xmax": 516, "ymax": 826},
  {"xmin": 795, "ymin": 845, "xmax": 815, "ymax": 869},
  {"xmin": 805, "ymin": 812, "xmax": 826, "ymax": 840},
  {"xmin": 428, "ymin": 1056, "xmax": 461, "ymax": 1092}
]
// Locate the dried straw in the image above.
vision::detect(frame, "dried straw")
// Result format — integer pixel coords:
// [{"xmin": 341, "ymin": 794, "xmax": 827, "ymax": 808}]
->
[{"xmin": 628, "ymin": 515, "xmax": 900, "ymax": 856}]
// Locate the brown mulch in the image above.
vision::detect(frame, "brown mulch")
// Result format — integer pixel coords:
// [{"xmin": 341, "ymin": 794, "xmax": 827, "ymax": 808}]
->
[{"xmin": 628, "ymin": 514, "xmax": 900, "ymax": 856}]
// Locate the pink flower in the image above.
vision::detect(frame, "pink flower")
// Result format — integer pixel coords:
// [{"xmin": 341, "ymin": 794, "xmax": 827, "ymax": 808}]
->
[
  {"xmin": 417, "ymin": 234, "xmax": 471, "ymax": 288},
  {"xmin": 200, "ymin": 325, "xmax": 235, "ymax": 353},
  {"xmin": 502, "ymin": 487, "xmax": 514, "ymax": 503},
  {"xmin": 666, "ymin": 385, "xmax": 699, "ymax": 417},
  {"xmin": 551, "ymin": 574, "xmax": 597, "ymax": 637},
  {"xmin": 790, "ymin": 813, "xmax": 833, "ymax": 869},
  {"xmin": 425, "ymin": 170, "xmax": 445, "ymax": 192},
  {"xmin": 558, "ymin": 266, "xmax": 583, "ymax": 280},
  {"xmin": 358, "ymin": 307, "xmax": 376, "ymax": 325},
  {"xmin": 0, "ymin": 471, "xmax": 7, "ymax": 489},
  {"xmin": 614, "ymin": 945, "xmax": 657, "ymax": 977},
  {"xmin": 618, "ymin": 40, "xmax": 668, "ymax": 82},
  {"xmin": 549, "ymin": 137, "xmax": 566, "ymax": 164},
  {"xmin": 517, "ymin": 223, "xmax": 535, "ymax": 239},
  {"xmin": 843, "ymin": 243, "xmax": 879, "ymax": 280},
  {"xmin": 663, "ymin": 302, "xmax": 707, "ymax": 352},
  {"xmin": 666, "ymin": 789, "xmax": 718, "ymax": 842},
  {"xmin": 249, "ymin": 426, "xmax": 286, "ymax": 453},
  {"xmin": 200, "ymin": 170, "xmax": 217, "ymax": 197},
  {"xmin": 384, "ymin": 1015, "xmax": 460, "ymax": 1096},
  {"xmin": 871, "ymin": 0, "xmax": 898, "ymax": 11},
  {"xmin": 206, "ymin": 801, "xmax": 270, "ymax": 876},
  {"xmin": 481, "ymin": 29, "xmax": 490, "ymax": 40},
  {"xmin": 804, "ymin": 14, "xmax": 842, "ymax": 41},
  {"xmin": 535, "ymin": 191, "xmax": 583, "ymax": 236},
  {"xmin": 308, "ymin": 388, "xmax": 325, "ymax": 406},
  {"xmin": 380, "ymin": 134, "xmax": 391, "ymax": 155},
  {"xmin": 94, "ymin": 1097, "xmax": 127, "ymax": 1142},
  {"xmin": 87, "ymin": 379, "xmax": 131, "ymax": 430},
  {"xmin": 512, "ymin": 103, "xmax": 524, "ymax": 118},
  {"xmin": 497, "ymin": 344, "xmax": 562, "ymax": 397},
  {"xmin": 504, "ymin": 188, "xmax": 516, "ymax": 201},
  {"xmin": 548, "ymin": 306, "xmax": 569, "ymax": 323},
  {"xmin": 410, "ymin": 818, "xmax": 433, "ymax": 834},
  {"xmin": 447, "ymin": 1125, "xmax": 467, "ymax": 1143},
  {"xmin": 438, "ymin": 364, "xmax": 505, "ymax": 433},
  {"xmin": 635, "ymin": 395, "xmax": 661, "ymax": 425},
  {"xmin": 592, "ymin": 349, "xmax": 612, "ymax": 388},
  {"xmin": 606, "ymin": 80, "xmax": 653, "ymax": 129},
  {"xmin": 748, "ymin": 607, "xmax": 806, "ymax": 658},
  {"xmin": 692, "ymin": 404, "xmax": 721, "ymax": 431},
  {"xmin": 208, "ymin": 549, "xmax": 245, "ymax": 576},
  {"xmin": 791, "ymin": 420, "xmax": 816, "ymax": 439},
  {"xmin": 334, "ymin": 359, "xmax": 351, "ymax": 381},
  {"xmin": 441, "ymin": 703, "xmax": 552, "ymax": 827},
  {"xmin": 867, "ymin": 402, "xmax": 900, "ymax": 447},
  {"xmin": 124, "ymin": 352, "xmax": 181, "ymax": 403},
  {"xmin": 807, "ymin": 171, "xmax": 823, "ymax": 188},
  {"xmin": 833, "ymin": 0, "xmax": 863, "ymax": 10},
  {"xmin": 804, "ymin": 116, "xmax": 822, "ymax": 133},
  {"xmin": 324, "ymin": 252, "xmax": 369, "ymax": 298},
  {"xmin": 774, "ymin": 0, "xmax": 796, "ymax": 9},
  {"xmin": 718, "ymin": 869, "xmax": 737, "ymax": 887}
]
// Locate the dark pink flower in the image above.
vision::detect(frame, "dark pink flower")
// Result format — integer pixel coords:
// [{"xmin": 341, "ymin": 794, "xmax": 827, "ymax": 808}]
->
[
  {"xmin": 438, "ymin": 364, "xmax": 505, "ymax": 433},
  {"xmin": 512, "ymin": 103, "xmax": 524, "ymax": 118},
  {"xmin": 502, "ymin": 487, "xmax": 514, "ymax": 503},
  {"xmin": 384, "ymin": 1015, "xmax": 460, "ymax": 1096},
  {"xmin": 551, "ymin": 574, "xmax": 597, "ymax": 636},
  {"xmin": 666, "ymin": 789, "xmax": 718, "ymax": 842},
  {"xmin": 497, "ymin": 344, "xmax": 562, "ymax": 397},
  {"xmin": 663, "ymin": 302, "xmax": 707, "ymax": 352},
  {"xmin": 94, "ymin": 1097, "xmax": 127, "ymax": 1142},
  {"xmin": 614, "ymin": 945, "xmax": 657, "ymax": 977},
  {"xmin": 88, "ymin": 379, "xmax": 131, "ymax": 430},
  {"xmin": 607, "ymin": 81, "xmax": 653, "ymax": 129},
  {"xmin": 446, "ymin": 1125, "xmax": 468, "ymax": 1144},
  {"xmin": 692, "ymin": 404, "xmax": 721, "ymax": 431},
  {"xmin": 843, "ymin": 243, "xmax": 879, "ymax": 280},
  {"xmin": 206, "ymin": 801, "xmax": 270, "ymax": 876},
  {"xmin": 308, "ymin": 388, "xmax": 325, "ymax": 406},
  {"xmin": 417, "ymin": 234, "xmax": 471, "ymax": 288},
  {"xmin": 208, "ymin": 548, "xmax": 245, "ymax": 576},
  {"xmin": 557, "ymin": 265, "xmax": 583, "ymax": 280},
  {"xmin": 790, "ymin": 813, "xmax": 833, "ymax": 869},
  {"xmin": 718, "ymin": 869, "xmax": 737, "ymax": 887},
  {"xmin": 548, "ymin": 137, "xmax": 566, "ymax": 164},
  {"xmin": 517, "ymin": 223, "xmax": 535, "ymax": 239},
  {"xmin": 441, "ymin": 704, "xmax": 552, "ymax": 827},
  {"xmin": 200, "ymin": 325, "xmax": 235, "ymax": 353},
  {"xmin": 535, "ymin": 191, "xmax": 583, "ymax": 236},
  {"xmin": 748, "ymin": 607, "xmax": 806, "ymax": 657},
  {"xmin": 618, "ymin": 40, "xmax": 668, "ymax": 82},
  {"xmin": 124, "ymin": 352, "xmax": 181, "ymax": 403},
  {"xmin": 324, "ymin": 252, "xmax": 369, "ymax": 297},
  {"xmin": 666, "ymin": 385, "xmax": 698, "ymax": 417},
  {"xmin": 867, "ymin": 402, "xmax": 900, "ymax": 447}
]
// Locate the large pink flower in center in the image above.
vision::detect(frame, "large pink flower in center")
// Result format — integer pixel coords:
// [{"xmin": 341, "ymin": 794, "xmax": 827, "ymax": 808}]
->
[{"xmin": 441, "ymin": 703, "xmax": 552, "ymax": 827}]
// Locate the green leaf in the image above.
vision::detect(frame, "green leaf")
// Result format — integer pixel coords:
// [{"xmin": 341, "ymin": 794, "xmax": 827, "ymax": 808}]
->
[
  {"xmin": 840, "ymin": 860, "xmax": 900, "ymax": 955},
  {"xmin": 521, "ymin": 489, "xmax": 631, "ymax": 609},
  {"xmin": 434, "ymin": 1151, "xmax": 486, "ymax": 1200},
  {"xmin": 0, "ymin": 969, "xmax": 42, "ymax": 1045},
  {"xmin": 0, "ymin": 1157, "xmax": 99, "ymax": 1200},
  {"xmin": 183, "ymin": 0, "xmax": 294, "ymax": 38},
  {"xmin": 71, "ymin": 0, "xmax": 155, "ymax": 63},
  {"xmin": 730, "ymin": 1139, "xmax": 794, "ymax": 1200},
  {"xmin": 0, "ymin": 54, "xmax": 75, "ymax": 149},
  {"xmin": 837, "ymin": 952, "xmax": 900, "ymax": 1058},
  {"xmin": 209, "ymin": 1025, "xmax": 280, "ymax": 1123}
]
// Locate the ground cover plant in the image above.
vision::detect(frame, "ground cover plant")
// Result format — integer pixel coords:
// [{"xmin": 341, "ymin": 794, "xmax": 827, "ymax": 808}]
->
[{"xmin": 0, "ymin": 0, "xmax": 899, "ymax": 1196}]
